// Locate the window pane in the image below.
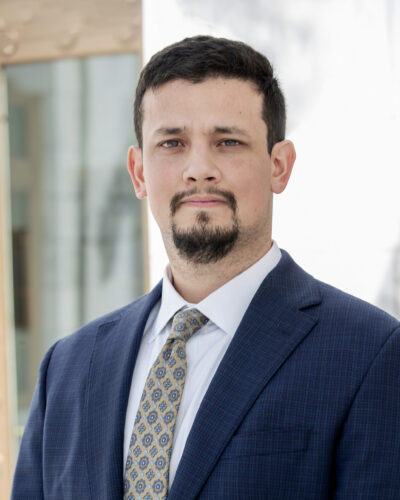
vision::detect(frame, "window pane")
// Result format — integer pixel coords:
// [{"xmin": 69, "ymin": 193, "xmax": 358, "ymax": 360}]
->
[{"xmin": 5, "ymin": 53, "xmax": 144, "ymax": 445}]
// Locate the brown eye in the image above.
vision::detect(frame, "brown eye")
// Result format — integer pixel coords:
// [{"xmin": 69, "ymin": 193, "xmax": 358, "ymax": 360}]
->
[
  {"xmin": 161, "ymin": 140, "xmax": 181, "ymax": 148},
  {"xmin": 220, "ymin": 139, "xmax": 241, "ymax": 147}
]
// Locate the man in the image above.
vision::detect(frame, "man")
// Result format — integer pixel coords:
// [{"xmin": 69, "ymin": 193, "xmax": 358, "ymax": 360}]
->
[{"xmin": 12, "ymin": 36, "xmax": 400, "ymax": 499}]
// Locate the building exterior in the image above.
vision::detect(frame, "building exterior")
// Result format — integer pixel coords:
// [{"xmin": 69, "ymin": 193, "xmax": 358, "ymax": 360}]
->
[{"xmin": 0, "ymin": 1, "xmax": 144, "ymax": 495}]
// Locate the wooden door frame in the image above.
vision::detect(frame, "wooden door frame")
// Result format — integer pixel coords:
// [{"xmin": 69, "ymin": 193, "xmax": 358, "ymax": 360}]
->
[{"xmin": 0, "ymin": 64, "xmax": 14, "ymax": 497}]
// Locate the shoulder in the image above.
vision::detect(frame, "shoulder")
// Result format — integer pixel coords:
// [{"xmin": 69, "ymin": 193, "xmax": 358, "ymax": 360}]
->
[
  {"xmin": 306, "ymin": 277, "xmax": 400, "ymax": 369},
  {"xmin": 48, "ymin": 281, "xmax": 162, "ymax": 364},
  {"xmin": 315, "ymin": 278, "xmax": 399, "ymax": 334},
  {"xmin": 273, "ymin": 250, "xmax": 400, "ymax": 349},
  {"xmin": 57, "ymin": 295, "xmax": 144, "ymax": 348}
]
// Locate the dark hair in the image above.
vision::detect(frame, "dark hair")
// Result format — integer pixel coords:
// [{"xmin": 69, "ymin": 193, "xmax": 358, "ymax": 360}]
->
[{"xmin": 134, "ymin": 35, "xmax": 286, "ymax": 154}]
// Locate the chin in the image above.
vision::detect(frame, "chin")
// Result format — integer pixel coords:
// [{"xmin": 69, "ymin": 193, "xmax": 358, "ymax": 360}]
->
[
  {"xmin": 170, "ymin": 215, "xmax": 240, "ymax": 265},
  {"xmin": 178, "ymin": 210, "xmax": 229, "ymax": 229}
]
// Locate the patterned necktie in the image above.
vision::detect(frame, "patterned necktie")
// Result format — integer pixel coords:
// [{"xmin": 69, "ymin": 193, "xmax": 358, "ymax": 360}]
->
[{"xmin": 124, "ymin": 308, "xmax": 208, "ymax": 499}]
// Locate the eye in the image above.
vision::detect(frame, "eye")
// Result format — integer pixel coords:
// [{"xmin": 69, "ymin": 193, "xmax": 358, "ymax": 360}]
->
[
  {"xmin": 160, "ymin": 139, "xmax": 182, "ymax": 148},
  {"xmin": 219, "ymin": 139, "xmax": 242, "ymax": 147}
]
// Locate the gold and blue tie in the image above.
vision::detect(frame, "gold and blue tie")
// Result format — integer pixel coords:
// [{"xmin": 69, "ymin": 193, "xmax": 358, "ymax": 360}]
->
[{"xmin": 124, "ymin": 308, "xmax": 208, "ymax": 499}]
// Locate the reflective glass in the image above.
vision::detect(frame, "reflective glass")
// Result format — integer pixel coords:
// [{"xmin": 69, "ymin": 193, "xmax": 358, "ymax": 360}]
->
[{"xmin": 5, "ymin": 53, "xmax": 144, "ymax": 445}]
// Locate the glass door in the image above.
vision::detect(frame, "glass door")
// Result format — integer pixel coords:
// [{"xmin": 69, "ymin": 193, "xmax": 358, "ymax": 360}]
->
[
  {"xmin": 5, "ymin": 52, "xmax": 145, "ymax": 445},
  {"xmin": 0, "ymin": 3, "xmax": 142, "ymax": 495}
]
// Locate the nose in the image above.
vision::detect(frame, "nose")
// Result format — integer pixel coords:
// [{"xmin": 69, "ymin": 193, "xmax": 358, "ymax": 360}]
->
[{"xmin": 182, "ymin": 145, "xmax": 221, "ymax": 185}]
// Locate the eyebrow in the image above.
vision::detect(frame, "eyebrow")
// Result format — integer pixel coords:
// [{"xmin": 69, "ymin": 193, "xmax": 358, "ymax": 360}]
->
[
  {"xmin": 213, "ymin": 126, "xmax": 249, "ymax": 136},
  {"xmin": 154, "ymin": 127, "xmax": 185, "ymax": 136},
  {"xmin": 153, "ymin": 126, "xmax": 249, "ymax": 136}
]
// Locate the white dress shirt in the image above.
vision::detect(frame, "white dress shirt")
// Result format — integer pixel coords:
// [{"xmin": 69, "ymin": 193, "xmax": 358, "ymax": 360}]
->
[{"xmin": 123, "ymin": 242, "xmax": 281, "ymax": 486}]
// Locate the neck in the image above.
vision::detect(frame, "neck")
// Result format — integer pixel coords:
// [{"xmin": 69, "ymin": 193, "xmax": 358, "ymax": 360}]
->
[{"xmin": 167, "ymin": 238, "xmax": 272, "ymax": 303}]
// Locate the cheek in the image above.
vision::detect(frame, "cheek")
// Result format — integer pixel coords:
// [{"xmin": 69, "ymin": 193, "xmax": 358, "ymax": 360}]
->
[
  {"xmin": 238, "ymin": 183, "xmax": 272, "ymax": 219},
  {"xmin": 144, "ymin": 173, "xmax": 176, "ymax": 222}
]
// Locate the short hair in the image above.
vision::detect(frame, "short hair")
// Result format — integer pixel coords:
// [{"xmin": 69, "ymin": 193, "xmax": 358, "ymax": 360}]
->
[{"xmin": 134, "ymin": 35, "xmax": 286, "ymax": 154}]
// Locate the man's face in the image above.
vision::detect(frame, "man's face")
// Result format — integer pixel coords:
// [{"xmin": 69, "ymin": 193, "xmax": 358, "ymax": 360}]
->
[{"xmin": 129, "ymin": 77, "xmax": 292, "ymax": 263}]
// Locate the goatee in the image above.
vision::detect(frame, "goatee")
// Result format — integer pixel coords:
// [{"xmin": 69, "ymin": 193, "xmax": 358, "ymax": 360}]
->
[
  {"xmin": 172, "ymin": 210, "xmax": 239, "ymax": 264},
  {"xmin": 170, "ymin": 187, "xmax": 240, "ymax": 264}
]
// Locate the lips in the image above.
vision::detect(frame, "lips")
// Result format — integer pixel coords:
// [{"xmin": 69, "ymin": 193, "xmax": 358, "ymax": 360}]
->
[
  {"xmin": 179, "ymin": 196, "xmax": 226, "ymax": 207},
  {"xmin": 170, "ymin": 188, "xmax": 237, "ymax": 215}
]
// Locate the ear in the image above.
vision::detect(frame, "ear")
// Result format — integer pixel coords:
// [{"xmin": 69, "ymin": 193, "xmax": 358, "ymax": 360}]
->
[
  {"xmin": 270, "ymin": 140, "xmax": 296, "ymax": 194},
  {"xmin": 127, "ymin": 145, "xmax": 147, "ymax": 199}
]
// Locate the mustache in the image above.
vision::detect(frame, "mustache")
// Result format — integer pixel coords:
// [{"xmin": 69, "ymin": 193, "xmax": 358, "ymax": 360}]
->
[{"xmin": 170, "ymin": 187, "xmax": 237, "ymax": 215}]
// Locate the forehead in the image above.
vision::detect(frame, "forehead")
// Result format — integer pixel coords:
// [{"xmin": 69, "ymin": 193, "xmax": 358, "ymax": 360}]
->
[{"xmin": 141, "ymin": 77, "xmax": 265, "ymax": 133}]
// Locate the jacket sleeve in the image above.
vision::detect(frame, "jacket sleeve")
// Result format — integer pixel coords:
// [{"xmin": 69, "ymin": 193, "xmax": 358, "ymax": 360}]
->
[
  {"xmin": 334, "ymin": 324, "xmax": 400, "ymax": 499},
  {"xmin": 11, "ymin": 342, "xmax": 59, "ymax": 499}
]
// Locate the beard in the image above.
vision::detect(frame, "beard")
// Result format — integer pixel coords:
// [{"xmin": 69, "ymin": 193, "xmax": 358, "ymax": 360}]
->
[{"xmin": 170, "ymin": 188, "xmax": 240, "ymax": 264}]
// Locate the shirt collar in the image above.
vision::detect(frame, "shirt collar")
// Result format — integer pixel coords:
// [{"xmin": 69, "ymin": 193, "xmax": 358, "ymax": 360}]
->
[{"xmin": 149, "ymin": 241, "xmax": 281, "ymax": 342}]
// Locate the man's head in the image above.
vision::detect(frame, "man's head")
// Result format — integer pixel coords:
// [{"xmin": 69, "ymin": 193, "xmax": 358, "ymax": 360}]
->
[
  {"xmin": 134, "ymin": 35, "xmax": 286, "ymax": 155},
  {"xmin": 128, "ymin": 37, "xmax": 295, "ymax": 269}
]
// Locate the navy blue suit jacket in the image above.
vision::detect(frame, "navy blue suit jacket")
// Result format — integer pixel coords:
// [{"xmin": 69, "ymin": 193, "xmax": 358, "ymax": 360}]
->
[{"xmin": 12, "ymin": 251, "xmax": 400, "ymax": 499}]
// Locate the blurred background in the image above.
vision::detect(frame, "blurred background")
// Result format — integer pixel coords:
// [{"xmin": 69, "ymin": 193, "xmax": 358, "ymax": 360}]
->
[{"xmin": 0, "ymin": 0, "xmax": 399, "ymax": 495}]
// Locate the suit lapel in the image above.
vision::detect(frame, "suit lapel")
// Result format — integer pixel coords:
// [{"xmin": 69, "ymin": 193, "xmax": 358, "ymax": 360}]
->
[
  {"xmin": 85, "ymin": 283, "xmax": 162, "ymax": 499},
  {"xmin": 169, "ymin": 251, "xmax": 321, "ymax": 500}
]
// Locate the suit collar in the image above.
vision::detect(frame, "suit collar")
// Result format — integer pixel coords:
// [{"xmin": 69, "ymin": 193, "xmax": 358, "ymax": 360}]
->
[
  {"xmin": 154, "ymin": 241, "xmax": 282, "ymax": 340},
  {"xmin": 85, "ymin": 282, "xmax": 162, "ymax": 499},
  {"xmin": 169, "ymin": 250, "xmax": 321, "ymax": 500}
]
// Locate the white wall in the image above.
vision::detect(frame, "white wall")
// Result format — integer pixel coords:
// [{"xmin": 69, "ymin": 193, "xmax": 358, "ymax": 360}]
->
[{"xmin": 142, "ymin": 0, "xmax": 400, "ymax": 317}]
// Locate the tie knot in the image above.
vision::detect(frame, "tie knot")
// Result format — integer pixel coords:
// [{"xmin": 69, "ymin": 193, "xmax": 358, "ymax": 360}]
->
[{"xmin": 169, "ymin": 308, "xmax": 208, "ymax": 343}]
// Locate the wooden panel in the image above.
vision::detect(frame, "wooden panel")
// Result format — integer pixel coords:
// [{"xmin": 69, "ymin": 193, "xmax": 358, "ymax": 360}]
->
[
  {"xmin": 0, "ymin": 67, "xmax": 13, "ymax": 500},
  {"xmin": 0, "ymin": 0, "xmax": 141, "ymax": 64}
]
